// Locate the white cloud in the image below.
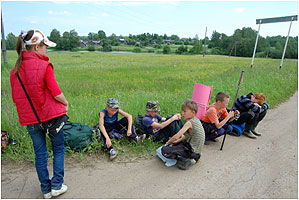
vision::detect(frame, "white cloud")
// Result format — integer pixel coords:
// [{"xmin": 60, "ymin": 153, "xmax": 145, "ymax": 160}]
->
[
  {"xmin": 101, "ymin": 13, "xmax": 109, "ymax": 17},
  {"xmin": 234, "ymin": 7, "xmax": 246, "ymax": 13}
]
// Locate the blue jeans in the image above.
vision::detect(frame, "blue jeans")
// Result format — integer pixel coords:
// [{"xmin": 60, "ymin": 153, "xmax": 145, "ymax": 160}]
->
[
  {"xmin": 204, "ymin": 123, "xmax": 233, "ymax": 140},
  {"xmin": 27, "ymin": 123, "xmax": 65, "ymax": 194}
]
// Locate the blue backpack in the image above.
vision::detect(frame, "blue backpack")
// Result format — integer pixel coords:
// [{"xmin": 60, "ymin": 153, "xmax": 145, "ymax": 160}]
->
[{"xmin": 229, "ymin": 122, "xmax": 246, "ymax": 136}]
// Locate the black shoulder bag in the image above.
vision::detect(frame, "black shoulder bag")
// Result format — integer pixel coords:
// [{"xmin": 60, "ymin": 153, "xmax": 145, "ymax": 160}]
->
[{"xmin": 17, "ymin": 74, "xmax": 69, "ymax": 138}]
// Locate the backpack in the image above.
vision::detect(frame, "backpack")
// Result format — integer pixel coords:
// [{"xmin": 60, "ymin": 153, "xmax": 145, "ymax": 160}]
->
[
  {"xmin": 133, "ymin": 115, "xmax": 147, "ymax": 136},
  {"xmin": 63, "ymin": 121, "xmax": 93, "ymax": 150},
  {"xmin": 229, "ymin": 122, "xmax": 246, "ymax": 136}
]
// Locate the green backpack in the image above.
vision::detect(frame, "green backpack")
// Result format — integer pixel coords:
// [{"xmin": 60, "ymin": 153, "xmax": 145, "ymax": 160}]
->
[{"xmin": 63, "ymin": 121, "xmax": 93, "ymax": 150}]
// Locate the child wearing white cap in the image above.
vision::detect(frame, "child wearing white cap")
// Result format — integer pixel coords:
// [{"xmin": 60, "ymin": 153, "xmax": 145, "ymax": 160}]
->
[{"xmin": 10, "ymin": 30, "xmax": 68, "ymax": 199}]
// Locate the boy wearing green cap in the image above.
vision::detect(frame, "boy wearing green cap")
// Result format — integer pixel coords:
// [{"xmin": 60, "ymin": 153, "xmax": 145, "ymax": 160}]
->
[{"xmin": 142, "ymin": 100, "xmax": 183, "ymax": 143}]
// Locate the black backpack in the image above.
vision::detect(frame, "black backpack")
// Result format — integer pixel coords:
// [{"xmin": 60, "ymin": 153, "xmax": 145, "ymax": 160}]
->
[{"xmin": 133, "ymin": 115, "xmax": 147, "ymax": 136}]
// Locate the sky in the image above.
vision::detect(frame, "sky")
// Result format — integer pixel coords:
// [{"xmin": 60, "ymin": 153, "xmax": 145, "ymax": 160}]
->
[{"xmin": 1, "ymin": 0, "xmax": 298, "ymax": 39}]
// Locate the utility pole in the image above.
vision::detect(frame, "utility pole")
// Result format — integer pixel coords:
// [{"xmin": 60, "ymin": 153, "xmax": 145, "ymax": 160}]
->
[
  {"xmin": 203, "ymin": 26, "xmax": 207, "ymax": 57},
  {"xmin": 1, "ymin": 10, "xmax": 7, "ymax": 64}
]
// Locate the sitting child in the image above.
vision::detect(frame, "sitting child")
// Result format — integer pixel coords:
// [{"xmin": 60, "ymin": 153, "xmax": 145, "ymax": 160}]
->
[
  {"xmin": 99, "ymin": 98, "xmax": 145, "ymax": 160},
  {"xmin": 201, "ymin": 92, "xmax": 238, "ymax": 143},
  {"xmin": 142, "ymin": 100, "xmax": 183, "ymax": 143},
  {"xmin": 232, "ymin": 93, "xmax": 270, "ymax": 139},
  {"xmin": 157, "ymin": 99, "xmax": 205, "ymax": 170}
]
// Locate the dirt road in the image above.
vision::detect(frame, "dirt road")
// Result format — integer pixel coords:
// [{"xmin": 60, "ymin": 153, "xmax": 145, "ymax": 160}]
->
[{"xmin": 1, "ymin": 92, "xmax": 298, "ymax": 199}]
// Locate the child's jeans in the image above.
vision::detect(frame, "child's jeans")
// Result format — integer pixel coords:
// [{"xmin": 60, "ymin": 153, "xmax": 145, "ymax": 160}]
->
[
  {"xmin": 100, "ymin": 117, "xmax": 137, "ymax": 150},
  {"xmin": 154, "ymin": 115, "xmax": 184, "ymax": 143},
  {"xmin": 233, "ymin": 110, "xmax": 267, "ymax": 131},
  {"xmin": 202, "ymin": 122, "xmax": 233, "ymax": 141},
  {"xmin": 26, "ymin": 123, "xmax": 65, "ymax": 194}
]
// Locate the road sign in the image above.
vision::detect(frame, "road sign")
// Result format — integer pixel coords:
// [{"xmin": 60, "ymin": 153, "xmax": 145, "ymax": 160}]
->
[{"xmin": 256, "ymin": 15, "xmax": 297, "ymax": 24}]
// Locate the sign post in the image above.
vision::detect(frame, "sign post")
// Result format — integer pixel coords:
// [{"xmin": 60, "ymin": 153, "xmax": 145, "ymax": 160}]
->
[{"xmin": 251, "ymin": 15, "xmax": 297, "ymax": 68}]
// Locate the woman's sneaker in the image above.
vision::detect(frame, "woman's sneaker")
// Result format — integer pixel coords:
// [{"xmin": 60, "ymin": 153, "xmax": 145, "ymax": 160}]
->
[
  {"xmin": 109, "ymin": 148, "xmax": 117, "ymax": 160},
  {"xmin": 43, "ymin": 192, "xmax": 52, "ymax": 199},
  {"xmin": 51, "ymin": 184, "xmax": 68, "ymax": 197}
]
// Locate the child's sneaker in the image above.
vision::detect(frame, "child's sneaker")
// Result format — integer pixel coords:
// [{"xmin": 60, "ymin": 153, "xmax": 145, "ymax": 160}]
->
[
  {"xmin": 177, "ymin": 159, "xmax": 196, "ymax": 170},
  {"xmin": 51, "ymin": 184, "xmax": 68, "ymax": 197},
  {"xmin": 109, "ymin": 148, "xmax": 117, "ymax": 160},
  {"xmin": 136, "ymin": 134, "xmax": 146, "ymax": 142},
  {"xmin": 43, "ymin": 192, "xmax": 52, "ymax": 199}
]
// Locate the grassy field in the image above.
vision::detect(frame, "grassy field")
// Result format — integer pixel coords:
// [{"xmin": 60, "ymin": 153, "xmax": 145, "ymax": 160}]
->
[{"xmin": 1, "ymin": 51, "xmax": 298, "ymax": 162}]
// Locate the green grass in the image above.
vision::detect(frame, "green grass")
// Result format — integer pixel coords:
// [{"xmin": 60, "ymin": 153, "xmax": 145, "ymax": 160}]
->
[{"xmin": 1, "ymin": 51, "xmax": 298, "ymax": 162}]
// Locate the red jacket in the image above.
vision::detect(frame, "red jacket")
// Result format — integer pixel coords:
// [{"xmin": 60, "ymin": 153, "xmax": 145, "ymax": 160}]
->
[{"xmin": 10, "ymin": 51, "xmax": 66, "ymax": 126}]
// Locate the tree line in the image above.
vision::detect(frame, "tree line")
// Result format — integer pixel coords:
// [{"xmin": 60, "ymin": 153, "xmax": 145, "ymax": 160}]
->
[{"xmin": 4, "ymin": 27, "xmax": 298, "ymax": 58}]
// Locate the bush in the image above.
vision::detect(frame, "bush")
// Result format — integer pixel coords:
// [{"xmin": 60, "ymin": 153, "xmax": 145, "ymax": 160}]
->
[
  {"xmin": 88, "ymin": 45, "xmax": 95, "ymax": 51},
  {"xmin": 176, "ymin": 45, "xmax": 188, "ymax": 55},
  {"xmin": 211, "ymin": 47, "xmax": 225, "ymax": 55},
  {"xmin": 154, "ymin": 44, "xmax": 162, "ymax": 49},
  {"xmin": 133, "ymin": 47, "xmax": 141, "ymax": 53},
  {"xmin": 163, "ymin": 45, "xmax": 171, "ymax": 54}
]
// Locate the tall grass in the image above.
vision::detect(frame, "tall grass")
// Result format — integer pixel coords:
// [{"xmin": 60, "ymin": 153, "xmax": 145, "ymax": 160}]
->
[{"xmin": 1, "ymin": 51, "xmax": 297, "ymax": 162}]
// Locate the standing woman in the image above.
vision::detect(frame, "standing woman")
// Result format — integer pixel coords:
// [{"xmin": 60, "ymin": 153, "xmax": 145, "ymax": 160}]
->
[{"xmin": 10, "ymin": 30, "xmax": 69, "ymax": 199}]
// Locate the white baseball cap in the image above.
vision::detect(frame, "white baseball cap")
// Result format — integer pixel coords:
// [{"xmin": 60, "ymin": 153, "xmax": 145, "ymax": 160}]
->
[{"xmin": 22, "ymin": 30, "xmax": 56, "ymax": 47}]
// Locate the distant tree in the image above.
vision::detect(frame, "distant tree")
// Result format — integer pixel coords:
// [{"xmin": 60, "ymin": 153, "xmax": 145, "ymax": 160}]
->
[
  {"xmin": 109, "ymin": 33, "xmax": 117, "ymax": 41},
  {"xmin": 88, "ymin": 32, "xmax": 96, "ymax": 40},
  {"xmin": 5, "ymin": 32, "xmax": 17, "ymax": 50},
  {"xmin": 190, "ymin": 39, "xmax": 202, "ymax": 54},
  {"xmin": 176, "ymin": 45, "xmax": 188, "ymax": 54},
  {"xmin": 209, "ymin": 30, "xmax": 221, "ymax": 48},
  {"xmin": 69, "ymin": 30, "xmax": 80, "ymax": 49},
  {"xmin": 157, "ymin": 36, "xmax": 163, "ymax": 44},
  {"xmin": 111, "ymin": 41, "xmax": 120, "ymax": 46},
  {"xmin": 285, "ymin": 38, "xmax": 298, "ymax": 58},
  {"xmin": 49, "ymin": 29, "xmax": 62, "ymax": 49},
  {"xmin": 60, "ymin": 29, "xmax": 79, "ymax": 50},
  {"xmin": 102, "ymin": 39, "xmax": 112, "ymax": 51},
  {"xmin": 237, "ymin": 38, "xmax": 254, "ymax": 57},
  {"xmin": 98, "ymin": 30, "xmax": 106, "ymax": 40},
  {"xmin": 133, "ymin": 47, "xmax": 141, "ymax": 53},
  {"xmin": 170, "ymin": 34, "xmax": 180, "ymax": 41},
  {"xmin": 49, "ymin": 29, "xmax": 61, "ymax": 43},
  {"xmin": 163, "ymin": 34, "xmax": 168, "ymax": 40},
  {"xmin": 174, "ymin": 41, "xmax": 183, "ymax": 45},
  {"xmin": 163, "ymin": 45, "xmax": 171, "ymax": 54},
  {"xmin": 88, "ymin": 45, "xmax": 95, "ymax": 51},
  {"xmin": 61, "ymin": 31, "xmax": 71, "ymax": 50},
  {"xmin": 275, "ymin": 40, "xmax": 284, "ymax": 52}
]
